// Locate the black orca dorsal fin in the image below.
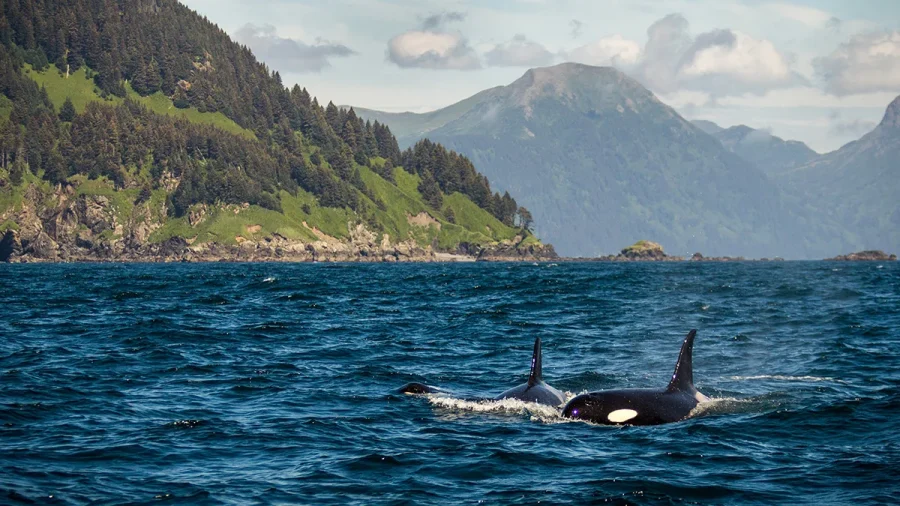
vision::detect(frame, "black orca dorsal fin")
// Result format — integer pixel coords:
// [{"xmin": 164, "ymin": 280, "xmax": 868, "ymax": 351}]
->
[
  {"xmin": 666, "ymin": 329, "xmax": 697, "ymax": 393},
  {"xmin": 527, "ymin": 337, "xmax": 543, "ymax": 386}
]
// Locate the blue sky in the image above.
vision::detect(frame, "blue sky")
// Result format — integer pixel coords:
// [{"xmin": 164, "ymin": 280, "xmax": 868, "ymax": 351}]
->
[{"xmin": 181, "ymin": 0, "xmax": 900, "ymax": 152}]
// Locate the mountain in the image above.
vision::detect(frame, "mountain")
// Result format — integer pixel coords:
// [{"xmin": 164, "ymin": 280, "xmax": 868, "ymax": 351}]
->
[
  {"xmin": 356, "ymin": 62, "xmax": 849, "ymax": 258},
  {"xmin": 0, "ymin": 0, "xmax": 549, "ymax": 262},
  {"xmin": 691, "ymin": 120, "xmax": 724, "ymax": 135},
  {"xmin": 777, "ymin": 96, "xmax": 900, "ymax": 254},
  {"xmin": 705, "ymin": 123, "xmax": 819, "ymax": 177}
]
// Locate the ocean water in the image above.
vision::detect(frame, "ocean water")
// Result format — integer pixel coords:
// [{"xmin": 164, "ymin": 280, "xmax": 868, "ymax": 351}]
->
[{"xmin": 1, "ymin": 262, "xmax": 898, "ymax": 505}]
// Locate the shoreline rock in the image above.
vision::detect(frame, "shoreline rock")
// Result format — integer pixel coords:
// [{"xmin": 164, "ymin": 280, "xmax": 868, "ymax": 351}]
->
[
  {"xmin": 826, "ymin": 250, "xmax": 897, "ymax": 261},
  {"xmin": 0, "ymin": 182, "xmax": 557, "ymax": 264},
  {"xmin": 1, "ymin": 229, "xmax": 557, "ymax": 264}
]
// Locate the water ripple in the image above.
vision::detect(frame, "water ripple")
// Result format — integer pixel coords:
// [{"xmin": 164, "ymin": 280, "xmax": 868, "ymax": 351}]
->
[{"xmin": 0, "ymin": 262, "xmax": 898, "ymax": 505}]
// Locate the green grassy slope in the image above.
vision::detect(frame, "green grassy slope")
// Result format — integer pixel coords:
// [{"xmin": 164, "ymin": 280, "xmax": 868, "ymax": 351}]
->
[
  {"xmin": 2, "ymin": 65, "xmax": 533, "ymax": 253},
  {"xmin": 25, "ymin": 64, "xmax": 253, "ymax": 138}
]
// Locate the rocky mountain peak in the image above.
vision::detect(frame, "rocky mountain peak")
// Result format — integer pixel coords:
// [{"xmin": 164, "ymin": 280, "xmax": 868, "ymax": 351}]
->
[
  {"xmin": 880, "ymin": 95, "xmax": 900, "ymax": 128},
  {"xmin": 507, "ymin": 62, "xmax": 661, "ymax": 117}
]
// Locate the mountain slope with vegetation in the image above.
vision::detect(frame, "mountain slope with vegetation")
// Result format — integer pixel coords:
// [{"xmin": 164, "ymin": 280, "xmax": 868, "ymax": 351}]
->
[
  {"xmin": 0, "ymin": 0, "xmax": 549, "ymax": 262},
  {"xmin": 698, "ymin": 121, "xmax": 819, "ymax": 177},
  {"xmin": 777, "ymin": 96, "xmax": 900, "ymax": 254},
  {"xmin": 356, "ymin": 63, "xmax": 850, "ymax": 258}
]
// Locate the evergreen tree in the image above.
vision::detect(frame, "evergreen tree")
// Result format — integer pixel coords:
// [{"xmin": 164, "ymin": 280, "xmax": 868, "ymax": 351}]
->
[
  {"xmin": 44, "ymin": 147, "xmax": 67, "ymax": 184},
  {"xmin": 0, "ymin": 0, "xmax": 527, "ymax": 225},
  {"xmin": 9, "ymin": 157, "xmax": 24, "ymax": 185},
  {"xmin": 516, "ymin": 207, "xmax": 534, "ymax": 233},
  {"xmin": 418, "ymin": 170, "xmax": 443, "ymax": 209},
  {"xmin": 58, "ymin": 96, "xmax": 75, "ymax": 121}
]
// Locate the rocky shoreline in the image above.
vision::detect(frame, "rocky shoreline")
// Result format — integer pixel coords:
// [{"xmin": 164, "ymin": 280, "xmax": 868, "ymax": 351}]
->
[
  {"xmin": 825, "ymin": 250, "xmax": 897, "ymax": 261},
  {"xmin": 0, "ymin": 184, "xmax": 557, "ymax": 264},
  {"xmin": 0, "ymin": 228, "xmax": 558, "ymax": 264}
]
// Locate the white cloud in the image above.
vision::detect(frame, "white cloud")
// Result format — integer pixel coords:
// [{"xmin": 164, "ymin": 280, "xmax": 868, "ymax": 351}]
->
[
  {"xmin": 387, "ymin": 31, "xmax": 481, "ymax": 70},
  {"xmin": 681, "ymin": 31, "xmax": 792, "ymax": 85},
  {"xmin": 715, "ymin": 86, "xmax": 898, "ymax": 108},
  {"xmin": 569, "ymin": 19, "xmax": 584, "ymax": 39},
  {"xmin": 386, "ymin": 11, "xmax": 481, "ymax": 70},
  {"xmin": 631, "ymin": 14, "xmax": 804, "ymax": 96},
  {"xmin": 485, "ymin": 34, "xmax": 555, "ymax": 67},
  {"xmin": 234, "ymin": 24, "xmax": 355, "ymax": 73},
  {"xmin": 764, "ymin": 3, "xmax": 834, "ymax": 28},
  {"xmin": 813, "ymin": 31, "xmax": 900, "ymax": 95},
  {"xmin": 828, "ymin": 110, "xmax": 877, "ymax": 136},
  {"xmin": 566, "ymin": 34, "xmax": 642, "ymax": 67}
]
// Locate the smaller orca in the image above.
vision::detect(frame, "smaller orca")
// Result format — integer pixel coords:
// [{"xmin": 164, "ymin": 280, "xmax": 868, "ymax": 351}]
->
[
  {"xmin": 562, "ymin": 329, "xmax": 709, "ymax": 425},
  {"xmin": 398, "ymin": 382, "xmax": 442, "ymax": 395},
  {"xmin": 493, "ymin": 337, "xmax": 566, "ymax": 406},
  {"xmin": 399, "ymin": 337, "xmax": 566, "ymax": 407}
]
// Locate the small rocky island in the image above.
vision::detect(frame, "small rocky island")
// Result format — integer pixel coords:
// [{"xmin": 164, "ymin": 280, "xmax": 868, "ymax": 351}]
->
[
  {"xmin": 564, "ymin": 241, "xmax": 789, "ymax": 262},
  {"xmin": 613, "ymin": 240, "xmax": 682, "ymax": 261},
  {"xmin": 826, "ymin": 250, "xmax": 897, "ymax": 261},
  {"xmin": 568, "ymin": 240, "xmax": 683, "ymax": 261}
]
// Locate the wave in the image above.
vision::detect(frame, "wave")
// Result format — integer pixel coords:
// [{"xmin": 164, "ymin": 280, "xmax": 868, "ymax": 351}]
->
[
  {"xmin": 426, "ymin": 394, "xmax": 577, "ymax": 424},
  {"xmin": 727, "ymin": 375, "xmax": 844, "ymax": 383}
]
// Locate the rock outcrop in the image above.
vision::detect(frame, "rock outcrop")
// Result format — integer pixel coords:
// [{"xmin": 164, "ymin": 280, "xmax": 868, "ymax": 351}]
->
[
  {"xmin": 561, "ymin": 240, "xmax": 683, "ymax": 262},
  {"xmin": 0, "ymin": 182, "xmax": 553, "ymax": 263},
  {"xmin": 826, "ymin": 250, "xmax": 897, "ymax": 261}
]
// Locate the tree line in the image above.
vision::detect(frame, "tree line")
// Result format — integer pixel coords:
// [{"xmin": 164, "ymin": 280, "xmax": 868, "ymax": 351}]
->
[{"xmin": 0, "ymin": 0, "xmax": 530, "ymax": 226}]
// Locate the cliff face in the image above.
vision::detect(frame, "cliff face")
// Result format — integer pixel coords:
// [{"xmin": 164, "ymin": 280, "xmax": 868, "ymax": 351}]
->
[{"xmin": 0, "ymin": 181, "xmax": 555, "ymax": 263}]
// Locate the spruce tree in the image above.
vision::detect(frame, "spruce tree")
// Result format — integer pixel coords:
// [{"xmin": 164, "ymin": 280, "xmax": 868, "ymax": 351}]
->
[
  {"xmin": 59, "ymin": 97, "xmax": 76, "ymax": 122},
  {"xmin": 418, "ymin": 170, "xmax": 443, "ymax": 209}
]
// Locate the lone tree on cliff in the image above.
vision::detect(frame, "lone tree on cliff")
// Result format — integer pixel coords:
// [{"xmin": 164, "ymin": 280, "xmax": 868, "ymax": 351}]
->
[{"xmin": 516, "ymin": 206, "xmax": 534, "ymax": 233}]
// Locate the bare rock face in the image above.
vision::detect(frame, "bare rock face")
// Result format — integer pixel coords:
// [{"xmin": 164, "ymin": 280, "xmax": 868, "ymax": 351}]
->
[
  {"xmin": 76, "ymin": 195, "xmax": 114, "ymax": 234},
  {"xmin": 30, "ymin": 232, "xmax": 59, "ymax": 260},
  {"xmin": 689, "ymin": 251, "xmax": 747, "ymax": 262},
  {"xmin": 188, "ymin": 204, "xmax": 208, "ymax": 227},
  {"xmin": 827, "ymin": 250, "xmax": 897, "ymax": 261},
  {"xmin": 461, "ymin": 238, "xmax": 558, "ymax": 261},
  {"xmin": 0, "ymin": 230, "xmax": 18, "ymax": 262}
]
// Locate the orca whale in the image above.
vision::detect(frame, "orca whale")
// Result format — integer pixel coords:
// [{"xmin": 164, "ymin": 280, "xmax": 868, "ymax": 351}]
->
[
  {"xmin": 399, "ymin": 337, "xmax": 566, "ymax": 407},
  {"xmin": 397, "ymin": 382, "xmax": 442, "ymax": 395},
  {"xmin": 562, "ymin": 329, "xmax": 709, "ymax": 425},
  {"xmin": 493, "ymin": 337, "xmax": 566, "ymax": 406}
]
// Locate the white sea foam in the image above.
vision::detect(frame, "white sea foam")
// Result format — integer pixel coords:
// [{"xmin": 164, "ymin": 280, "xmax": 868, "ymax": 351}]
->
[
  {"xmin": 687, "ymin": 397, "xmax": 749, "ymax": 418},
  {"xmin": 727, "ymin": 374, "xmax": 841, "ymax": 383},
  {"xmin": 426, "ymin": 392, "xmax": 578, "ymax": 424}
]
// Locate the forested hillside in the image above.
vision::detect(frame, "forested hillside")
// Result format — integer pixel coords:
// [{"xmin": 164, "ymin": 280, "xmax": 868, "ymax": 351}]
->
[{"xmin": 0, "ymin": 0, "xmax": 545, "ymax": 262}]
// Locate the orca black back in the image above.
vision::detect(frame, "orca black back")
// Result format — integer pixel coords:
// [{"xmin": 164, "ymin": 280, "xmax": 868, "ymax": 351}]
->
[
  {"xmin": 494, "ymin": 337, "xmax": 566, "ymax": 406},
  {"xmin": 562, "ymin": 329, "xmax": 708, "ymax": 425}
]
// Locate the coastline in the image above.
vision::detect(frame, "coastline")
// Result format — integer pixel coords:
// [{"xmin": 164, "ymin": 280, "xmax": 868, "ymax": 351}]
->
[{"xmin": 0, "ymin": 233, "xmax": 558, "ymax": 264}]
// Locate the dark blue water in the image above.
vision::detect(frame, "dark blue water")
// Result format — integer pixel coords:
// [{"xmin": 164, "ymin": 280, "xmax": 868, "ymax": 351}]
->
[{"xmin": 2, "ymin": 262, "xmax": 899, "ymax": 505}]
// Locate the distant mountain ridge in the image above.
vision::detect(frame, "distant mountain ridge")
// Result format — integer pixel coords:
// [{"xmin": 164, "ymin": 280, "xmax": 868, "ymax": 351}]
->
[
  {"xmin": 691, "ymin": 121, "xmax": 819, "ymax": 177},
  {"xmin": 355, "ymin": 62, "xmax": 852, "ymax": 258},
  {"xmin": 776, "ymin": 95, "xmax": 900, "ymax": 254}
]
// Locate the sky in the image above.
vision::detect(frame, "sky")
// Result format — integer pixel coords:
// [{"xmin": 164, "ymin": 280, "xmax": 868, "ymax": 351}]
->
[{"xmin": 180, "ymin": 0, "xmax": 900, "ymax": 153}]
